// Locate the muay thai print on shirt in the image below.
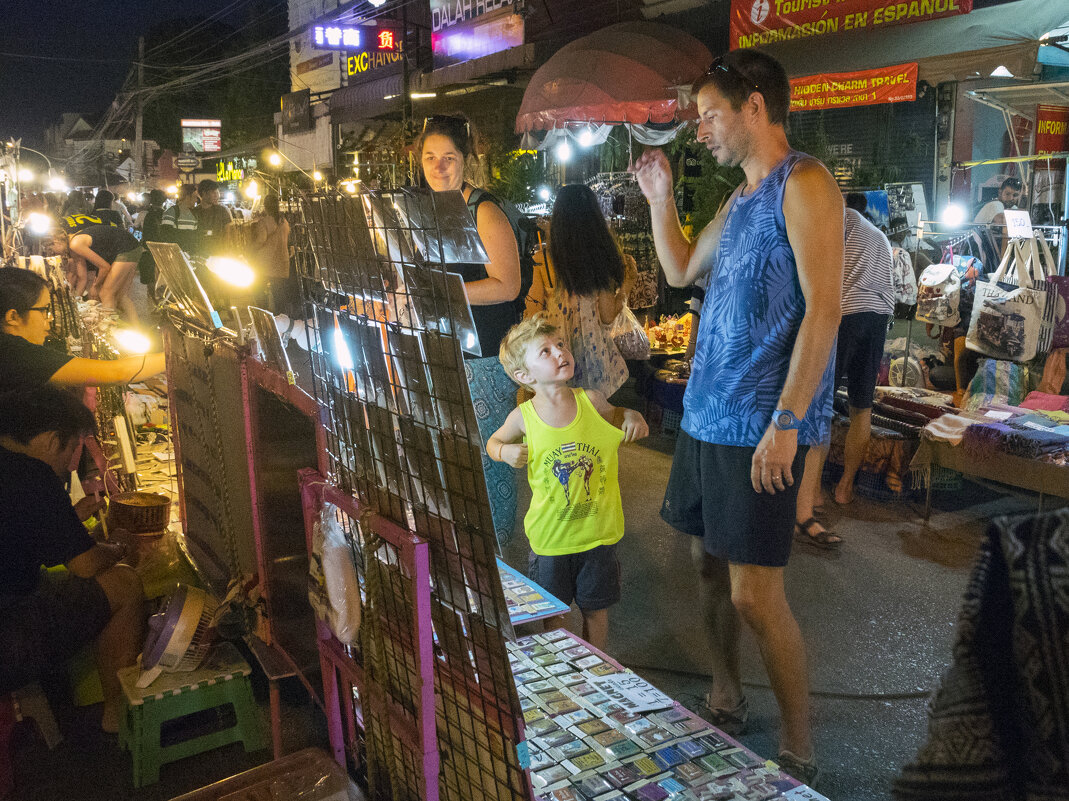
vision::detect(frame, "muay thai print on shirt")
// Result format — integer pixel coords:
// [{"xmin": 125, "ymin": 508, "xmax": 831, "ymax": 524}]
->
[{"xmin": 519, "ymin": 389, "xmax": 625, "ymax": 556}]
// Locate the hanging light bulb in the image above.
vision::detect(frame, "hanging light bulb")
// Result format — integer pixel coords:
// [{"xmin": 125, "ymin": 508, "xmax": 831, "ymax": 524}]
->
[
  {"xmin": 554, "ymin": 140, "xmax": 573, "ymax": 163},
  {"xmin": 578, "ymin": 126, "xmax": 595, "ymax": 148}
]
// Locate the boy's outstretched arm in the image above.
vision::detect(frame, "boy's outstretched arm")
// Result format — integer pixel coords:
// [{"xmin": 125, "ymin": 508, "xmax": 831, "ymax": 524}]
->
[
  {"xmin": 586, "ymin": 390, "xmax": 650, "ymax": 443},
  {"xmin": 487, "ymin": 407, "xmax": 529, "ymax": 468}
]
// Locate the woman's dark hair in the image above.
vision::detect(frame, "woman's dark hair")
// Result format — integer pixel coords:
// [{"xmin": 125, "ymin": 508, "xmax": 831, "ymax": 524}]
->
[
  {"xmin": 263, "ymin": 194, "xmax": 281, "ymax": 220},
  {"xmin": 0, "ymin": 385, "xmax": 95, "ymax": 446},
  {"xmin": 549, "ymin": 184, "xmax": 626, "ymax": 297},
  {"xmin": 93, "ymin": 189, "xmax": 114, "ymax": 210},
  {"xmin": 61, "ymin": 190, "xmax": 88, "ymax": 217},
  {"xmin": 147, "ymin": 189, "xmax": 166, "ymax": 207},
  {"xmin": 692, "ymin": 49, "xmax": 791, "ymax": 127},
  {"xmin": 417, "ymin": 114, "xmax": 473, "ymax": 161},
  {"xmin": 0, "ymin": 268, "xmax": 48, "ymax": 321}
]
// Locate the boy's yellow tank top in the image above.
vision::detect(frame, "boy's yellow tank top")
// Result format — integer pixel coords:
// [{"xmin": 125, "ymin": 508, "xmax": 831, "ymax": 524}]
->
[{"xmin": 519, "ymin": 388, "xmax": 625, "ymax": 556}]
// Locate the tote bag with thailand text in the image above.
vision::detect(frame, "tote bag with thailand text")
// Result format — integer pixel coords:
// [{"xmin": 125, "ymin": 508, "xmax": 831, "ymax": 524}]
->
[{"xmin": 966, "ymin": 237, "xmax": 1054, "ymax": 362}]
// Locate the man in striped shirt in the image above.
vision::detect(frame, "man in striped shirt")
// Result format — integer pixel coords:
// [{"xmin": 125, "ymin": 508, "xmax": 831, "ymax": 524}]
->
[{"xmin": 795, "ymin": 193, "xmax": 894, "ymax": 549}]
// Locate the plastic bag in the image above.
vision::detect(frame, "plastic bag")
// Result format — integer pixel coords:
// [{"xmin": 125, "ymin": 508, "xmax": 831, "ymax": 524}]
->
[
  {"xmin": 309, "ymin": 502, "xmax": 361, "ymax": 645},
  {"xmin": 611, "ymin": 305, "xmax": 650, "ymax": 360}
]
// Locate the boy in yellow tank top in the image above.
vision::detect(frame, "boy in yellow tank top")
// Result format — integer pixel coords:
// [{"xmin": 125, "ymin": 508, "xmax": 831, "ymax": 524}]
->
[{"xmin": 488, "ymin": 316, "xmax": 648, "ymax": 651}]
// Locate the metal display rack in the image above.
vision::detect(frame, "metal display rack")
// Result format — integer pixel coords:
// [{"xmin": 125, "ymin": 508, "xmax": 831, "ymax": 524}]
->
[{"xmin": 294, "ymin": 189, "xmax": 530, "ymax": 801}]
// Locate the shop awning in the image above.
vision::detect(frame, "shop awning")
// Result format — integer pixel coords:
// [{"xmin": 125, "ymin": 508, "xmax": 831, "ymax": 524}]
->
[
  {"xmin": 329, "ymin": 74, "xmax": 404, "ymax": 125},
  {"xmin": 756, "ymin": 0, "xmax": 1069, "ymax": 84},
  {"xmin": 515, "ymin": 21, "xmax": 710, "ymax": 133},
  {"xmin": 965, "ymin": 81, "xmax": 1069, "ymax": 121}
]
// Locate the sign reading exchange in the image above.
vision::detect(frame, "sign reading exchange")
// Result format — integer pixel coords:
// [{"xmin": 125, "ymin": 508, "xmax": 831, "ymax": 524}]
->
[
  {"xmin": 731, "ymin": 0, "xmax": 972, "ymax": 50},
  {"xmin": 790, "ymin": 63, "xmax": 918, "ymax": 112}
]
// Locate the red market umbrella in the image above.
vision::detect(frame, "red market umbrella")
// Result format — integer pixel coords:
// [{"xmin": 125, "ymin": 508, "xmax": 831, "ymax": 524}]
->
[{"xmin": 515, "ymin": 22, "xmax": 712, "ymax": 134}]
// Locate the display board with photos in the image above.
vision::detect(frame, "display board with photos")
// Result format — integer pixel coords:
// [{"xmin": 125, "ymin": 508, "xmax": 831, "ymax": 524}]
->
[{"xmin": 295, "ymin": 188, "xmax": 530, "ymax": 800}]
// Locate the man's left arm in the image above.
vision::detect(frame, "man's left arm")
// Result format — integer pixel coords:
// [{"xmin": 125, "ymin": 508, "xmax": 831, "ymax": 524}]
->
[{"xmin": 751, "ymin": 161, "xmax": 843, "ymax": 494}]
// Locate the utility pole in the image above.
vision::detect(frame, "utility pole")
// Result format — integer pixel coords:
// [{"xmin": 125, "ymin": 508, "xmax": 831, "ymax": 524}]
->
[{"xmin": 134, "ymin": 36, "xmax": 145, "ymax": 186}]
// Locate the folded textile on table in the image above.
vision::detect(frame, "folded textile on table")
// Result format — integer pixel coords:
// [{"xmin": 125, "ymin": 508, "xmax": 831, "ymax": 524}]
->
[
  {"xmin": 878, "ymin": 394, "xmax": 955, "ymax": 421},
  {"xmin": 875, "ymin": 386, "xmax": 956, "ymax": 406},
  {"xmin": 1019, "ymin": 391, "xmax": 1069, "ymax": 412},
  {"xmin": 894, "ymin": 509, "xmax": 1069, "ymax": 801},
  {"xmin": 962, "ymin": 420, "xmax": 1069, "ymax": 461},
  {"xmin": 909, "ymin": 413, "xmax": 987, "ymax": 489}
]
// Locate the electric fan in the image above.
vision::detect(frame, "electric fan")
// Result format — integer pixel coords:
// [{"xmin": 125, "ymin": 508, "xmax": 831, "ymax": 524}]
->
[{"xmin": 136, "ymin": 584, "xmax": 218, "ymax": 688}]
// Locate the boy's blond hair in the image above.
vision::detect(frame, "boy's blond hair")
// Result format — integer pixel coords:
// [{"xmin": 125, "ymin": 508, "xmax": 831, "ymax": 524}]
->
[{"xmin": 498, "ymin": 314, "xmax": 559, "ymax": 386}]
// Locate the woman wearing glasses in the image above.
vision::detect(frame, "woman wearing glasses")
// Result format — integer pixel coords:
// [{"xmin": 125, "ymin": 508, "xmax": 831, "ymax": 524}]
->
[
  {"xmin": 0, "ymin": 269, "xmax": 164, "ymax": 395},
  {"xmin": 419, "ymin": 114, "xmax": 523, "ymax": 546}
]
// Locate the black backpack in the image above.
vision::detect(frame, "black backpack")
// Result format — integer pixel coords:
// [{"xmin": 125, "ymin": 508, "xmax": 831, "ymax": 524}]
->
[{"xmin": 466, "ymin": 188, "xmax": 539, "ymax": 315}]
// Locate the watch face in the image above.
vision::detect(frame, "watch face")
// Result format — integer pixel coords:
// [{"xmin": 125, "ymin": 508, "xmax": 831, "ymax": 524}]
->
[{"xmin": 776, "ymin": 412, "xmax": 791, "ymax": 427}]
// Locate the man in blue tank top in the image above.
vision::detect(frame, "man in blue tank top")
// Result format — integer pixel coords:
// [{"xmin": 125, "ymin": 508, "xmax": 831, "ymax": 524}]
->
[{"xmin": 632, "ymin": 49, "xmax": 843, "ymax": 786}]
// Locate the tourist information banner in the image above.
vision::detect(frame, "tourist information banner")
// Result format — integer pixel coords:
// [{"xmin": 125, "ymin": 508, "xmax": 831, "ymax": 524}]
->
[{"xmin": 731, "ymin": 0, "xmax": 972, "ymax": 50}]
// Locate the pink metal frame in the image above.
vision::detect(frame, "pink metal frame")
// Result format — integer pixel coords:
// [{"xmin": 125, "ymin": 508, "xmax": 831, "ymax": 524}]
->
[{"xmin": 298, "ymin": 469, "xmax": 440, "ymax": 799}]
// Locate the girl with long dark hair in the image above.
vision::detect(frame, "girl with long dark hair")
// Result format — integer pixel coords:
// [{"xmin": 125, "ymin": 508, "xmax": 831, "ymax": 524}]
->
[{"xmin": 543, "ymin": 184, "xmax": 636, "ymax": 397}]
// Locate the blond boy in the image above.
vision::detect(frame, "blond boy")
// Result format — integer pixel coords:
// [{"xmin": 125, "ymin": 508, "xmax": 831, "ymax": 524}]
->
[{"xmin": 488, "ymin": 316, "xmax": 648, "ymax": 650}]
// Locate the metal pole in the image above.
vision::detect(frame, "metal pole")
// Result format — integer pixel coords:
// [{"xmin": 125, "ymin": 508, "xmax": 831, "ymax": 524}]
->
[{"xmin": 135, "ymin": 36, "xmax": 145, "ymax": 187}]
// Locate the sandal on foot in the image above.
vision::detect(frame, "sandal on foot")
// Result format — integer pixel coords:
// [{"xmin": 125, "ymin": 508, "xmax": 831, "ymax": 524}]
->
[
  {"xmin": 794, "ymin": 518, "xmax": 842, "ymax": 550},
  {"xmin": 777, "ymin": 749, "xmax": 820, "ymax": 787},
  {"xmin": 689, "ymin": 694, "xmax": 749, "ymax": 736}
]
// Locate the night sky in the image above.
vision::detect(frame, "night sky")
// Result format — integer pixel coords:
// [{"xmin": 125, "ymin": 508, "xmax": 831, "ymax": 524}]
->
[{"xmin": 0, "ymin": 0, "xmax": 244, "ymax": 147}]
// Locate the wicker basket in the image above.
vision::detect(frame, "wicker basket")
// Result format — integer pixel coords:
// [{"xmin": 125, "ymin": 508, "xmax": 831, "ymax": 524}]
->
[{"xmin": 108, "ymin": 492, "xmax": 171, "ymax": 534}]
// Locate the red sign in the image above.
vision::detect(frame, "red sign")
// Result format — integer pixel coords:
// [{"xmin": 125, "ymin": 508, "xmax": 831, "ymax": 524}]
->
[
  {"xmin": 1035, "ymin": 105, "xmax": 1069, "ymax": 155},
  {"xmin": 790, "ymin": 63, "xmax": 918, "ymax": 112},
  {"xmin": 730, "ymin": 0, "xmax": 972, "ymax": 50}
]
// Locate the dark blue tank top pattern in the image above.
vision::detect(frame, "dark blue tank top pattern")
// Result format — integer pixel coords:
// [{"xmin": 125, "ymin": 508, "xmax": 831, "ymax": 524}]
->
[{"xmin": 682, "ymin": 150, "xmax": 834, "ymax": 447}]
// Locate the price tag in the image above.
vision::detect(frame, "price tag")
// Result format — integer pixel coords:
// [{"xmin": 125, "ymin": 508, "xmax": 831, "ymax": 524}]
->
[
  {"xmin": 984, "ymin": 410, "xmax": 1013, "ymax": 420},
  {"xmin": 783, "ymin": 785, "xmax": 832, "ymax": 801},
  {"xmin": 1004, "ymin": 209, "xmax": 1033, "ymax": 239},
  {"xmin": 586, "ymin": 672, "xmax": 673, "ymax": 713}
]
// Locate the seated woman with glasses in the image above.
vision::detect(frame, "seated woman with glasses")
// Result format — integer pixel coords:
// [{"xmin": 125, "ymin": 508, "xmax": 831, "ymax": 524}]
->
[
  {"xmin": 418, "ymin": 114, "xmax": 523, "ymax": 546},
  {"xmin": 0, "ymin": 268, "xmax": 165, "ymax": 395}
]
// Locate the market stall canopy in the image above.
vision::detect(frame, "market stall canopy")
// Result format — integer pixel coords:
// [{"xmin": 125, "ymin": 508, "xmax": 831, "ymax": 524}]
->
[
  {"xmin": 515, "ymin": 21, "xmax": 711, "ymax": 133},
  {"xmin": 756, "ymin": 0, "xmax": 1068, "ymax": 85}
]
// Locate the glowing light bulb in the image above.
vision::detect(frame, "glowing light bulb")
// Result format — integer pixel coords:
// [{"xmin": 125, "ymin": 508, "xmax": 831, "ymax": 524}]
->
[
  {"xmin": 578, "ymin": 127, "xmax": 595, "ymax": 148},
  {"xmin": 940, "ymin": 203, "xmax": 966, "ymax": 228},
  {"xmin": 206, "ymin": 256, "xmax": 255, "ymax": 287},
  {"xmin": 313, "ymin": 170, "xmax": 324, "ymax": 182},
  {"xmin": 244, "ymin": 180, "xmax": 260, "ymax": 200},
  {"xmin": 268, "ymin": 152, "xmax": 282, "ymax": 167},
  {"xmin": 554, "ymin": 141, "xmax": 573, "ymax": 162},
  {"xmin": 18, "ymin": 169, "xmax": 34, "ymax": 182},
  {"xmin": 113, "ymin": 328, "xmax": 152, "ymax": 354},
  {"xmin": 538, "ymin": 186, "xmax": 551, "ymax": 202},
  {"xmin": 27, "ymin": 213, "xmax": 52, "ymax": 236}
]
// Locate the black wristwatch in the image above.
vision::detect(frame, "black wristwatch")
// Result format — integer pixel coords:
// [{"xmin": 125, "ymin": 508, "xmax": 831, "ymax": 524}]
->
[{"xmin": 772, "ymin": 408, "xmax": 802, "ymax": 431}]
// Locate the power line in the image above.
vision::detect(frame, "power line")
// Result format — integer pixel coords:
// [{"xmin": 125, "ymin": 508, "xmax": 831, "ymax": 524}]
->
[{"xmin": 0, "ymin": 51, "xmax": 128, "ymax": 65}]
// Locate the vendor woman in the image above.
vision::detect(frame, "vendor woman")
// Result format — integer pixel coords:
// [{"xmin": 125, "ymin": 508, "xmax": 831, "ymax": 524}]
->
[
  {"xmin": 0, "ymin": 268, "xmax": 165, "ymax": 395},
  {"xmin": 418, "ymin": 114, "xmax": 522, "ymax": 546}
]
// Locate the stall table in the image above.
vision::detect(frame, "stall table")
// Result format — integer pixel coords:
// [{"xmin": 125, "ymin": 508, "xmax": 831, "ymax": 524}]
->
[{"xmin": 913, "ymin": 441, "xmax": 1069, "ymax": 520}]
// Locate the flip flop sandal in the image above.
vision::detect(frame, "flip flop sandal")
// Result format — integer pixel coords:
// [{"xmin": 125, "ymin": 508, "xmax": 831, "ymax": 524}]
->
[
  {"xmin": 687, "ymin": 694, "xmax": 749, "ymax": 736},
  {"xmin": 794, "ymin": 518, "xmax": 842, "ymax": 550},
  {"xmin": 777, "ymin": 749, "xmax": 821, "ymax": 787}
]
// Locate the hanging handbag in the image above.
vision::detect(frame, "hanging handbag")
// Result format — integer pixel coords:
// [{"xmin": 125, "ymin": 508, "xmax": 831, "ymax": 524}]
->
[
  {"xmin": 1043, "ymin": 234, "xmax": 1069, "ymax": 349},
  {"xmin": 891, "ymin": 246, "xmax": 918, "ymax": 306},
  {"xmin": 915, "ymin": 261, "xmax": 961, "ymax": 328},
  {"xmin": 965, "ymin": 238, "xmax": 1053, "ymax": 362}
]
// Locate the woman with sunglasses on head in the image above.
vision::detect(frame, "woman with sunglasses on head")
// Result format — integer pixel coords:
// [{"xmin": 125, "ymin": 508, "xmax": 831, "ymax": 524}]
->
[
  {"xmin": 418, "ymin": 114, "xmax": 523, "ymax": 547},
  {"xmin": 0, "ymin": 269, "xmax": 165, "ymax": 395}
]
